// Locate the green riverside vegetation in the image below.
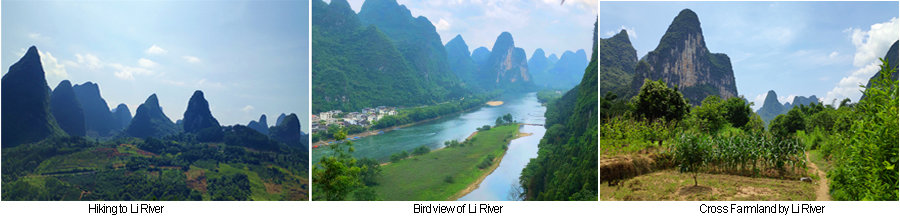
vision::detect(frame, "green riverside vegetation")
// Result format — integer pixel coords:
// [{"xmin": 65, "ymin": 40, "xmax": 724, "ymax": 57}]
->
[
  {"xmin": 373, "ymin": 124, "xmax": 517, "ymax": 200},
  {"xmin": 313, "ymin": 115, "xmax": 519, "ymax": 201}
]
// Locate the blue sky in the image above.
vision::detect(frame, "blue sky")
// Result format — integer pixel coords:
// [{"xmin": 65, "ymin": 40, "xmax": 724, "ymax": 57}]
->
[
  {"xmin": 600, "ymin": 1, "xmax": 899, "ymax": 110},
  {"xmin": 340, "ymin": 0, "xmax": 597, "ymax": 61},
  {"xmin": 2, "ymin": 0, "xmax": 310, "ymax": 131}
]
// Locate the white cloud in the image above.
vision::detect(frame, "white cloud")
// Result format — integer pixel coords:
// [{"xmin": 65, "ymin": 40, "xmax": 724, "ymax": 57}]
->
[
  {"xmin": 113, "ymin": 71, "xmax": 134, "ymax": 80},
  {"xmin": 197, "ymin": 78, "xmax": 224, "ymax": 89},
  {"xmin": 137, "ymin": 58, "xmax": 158, "ymax": 68},
  {"xmin": 145, "ymin": 45, "xmax": 168, "ymax": 55},
  {"xmin": 75, "ymin": 54, "xmax": 103, "ymax": 70},
  {"xmin": 15, "ymin": 48, "xmax": 68, "ymax": 86},
  {"xmin": 826, "ymin": 17, "xmax": 900, "ymax": 103},
  {"xmin": 778, "ymin": 94, "xmax": 797, "ymax": 105},
  {"xmin": 38, "ymin": 51, "xmax": 68, "ymax": 86},
  {"xmin": 27, "ymin": 33, "xmax": 47, "ymax": 41},
  {"xmin": 825, "ymin": 62, "xmax": 881, "ymax": 103},
  {"xmin": 751, "ymin": 93, "xmax": 767, "ymax": 111},
  {"xmin": 241, "ymin": 105, "xmax": 255, "ymax": 112},
  {"xmin": 850, "ymin": 17, "xmax": 899, "ymax": 67},
  {"xmin": 109, "ymin": 63, "xmax": 154, "ymax": 81},
  {"xmin": 182, "ymin": 56, "xmax": 201, "ymax": 63},
  {"xmin": 829, "ymin": 51, "xmax": 839, "ymax": 59},
  {"xmin": 434, "ymin": 18, "xmax": 451, "ymax": 31}
]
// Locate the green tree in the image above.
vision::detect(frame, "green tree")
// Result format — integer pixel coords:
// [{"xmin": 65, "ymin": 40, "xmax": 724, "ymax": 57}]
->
[
  {"xmin": 674, "ymin": 133, "xmax": 709, "ymax": 186},
  {"xmin": 502, "ymin": 113, "xmax": 513, "ymax": 124},
  {"xmin": 691, "ymin": 95, "xmax": 726, "ymax": 134},
  {"xmin": 312, "ymin": 130, "xmax": 362, "ymax": 201},
  {"xmin": 743, "ymin": 113, "xmax": 766, "ymax": 134},
  {"xmin": 830, "ymin": 58, "xmax": 899, "ymax": 200},
  {"xmin": 633, "ymin": 79, "xmax": 689, "ymax": 122},
  {"xmin": 357, "ymin": 158, "xmax": 381, "ymax": 186},
  {"xmin": 412, "ymin": 146, "xmax": 430, "ymax": 156},
  {"xmin": 769, "ymin": 108, "xmax": 805, "ymax": 138},
  {"xmin": 722, "ymin": 96, "xmax": 753, "ymax": 128}
]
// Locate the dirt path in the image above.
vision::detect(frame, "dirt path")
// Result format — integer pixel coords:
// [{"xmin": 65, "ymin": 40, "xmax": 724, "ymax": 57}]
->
[{"xmin": 806, "ymin": 152, "xmax": 831, "ymax": 201}]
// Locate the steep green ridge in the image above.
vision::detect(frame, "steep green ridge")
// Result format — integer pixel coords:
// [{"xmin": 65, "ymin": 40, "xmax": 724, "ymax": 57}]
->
[
  {"xmin": 531, "ymin": 48, "xmax": 588, "ymax": 90},
  {"xmin": 125, "ymin": 94, "xmax": 177, "ymax": 138},
  {"xmin": 182, "ymin": 90, "xmax": 221, "ymax": 133},
  {"xmin": 520, "ymin": 20, "xmax": 598, "ymax": 201},
  {"xmin": 358, "ymin": 0, "xmax": 464, "ymax": 99},
  {"xmin": 543, "ymin": 49, "xmax": 588, "ymax": 89},
  {"xmin": 111, "ymin": 104, "xmax": 132, "ymax": 130},
  {"xmin": 756, "ymin": 90, "xmax": 819, "ymax": 125},
  {"xmin": 50, "ymin": 80, "xmax": 87, "ymax": 137},
  {"xmin": 599, "ymin": 30, "xmax": 638, "ymax": 97},
  {"xmin": 757, "ymin": 90, "xmax": 786, "ymax": 124},
  {"xmin": 527, "ymin": 48, "xmax": 553, "ymax": 86},
  {"xmin": 275, "ymin": 113, "xmax": 286, "ymax": 126},
  {"xmin": 445, "ymin": 34, "xmax": 482, "ymax": 91},
  {"xmin": 471, "ymin": 47, "xmax": 491, "ymax": 66},
  {"xmin": 547, "ymin": 53, "xmax": 559, "ymax": 65},
  {"xmin": 270, "ymin": 113, "xmax": 303, "ymax": 147},
  {"xmin": 1, "ymin": 46, "xmax": 66, "ymax": 147},
  {"xmin": 630, "ymin": 9, "xmax": 738, "ymax": 105},
  {"xmin": 73, "ymin": 82, "xmax": 120, "ymax": 136},
  {"xmin": 312, "ymin": 0, "xmax": 442, "ymax": 113},
  {"xmin": 247, "ymin": 114, "xmax": 269, "ymax": 135}
]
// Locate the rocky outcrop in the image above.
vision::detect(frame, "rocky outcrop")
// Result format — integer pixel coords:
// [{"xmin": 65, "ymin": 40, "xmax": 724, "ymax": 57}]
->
[
  {"xmin": 1, "ymin": 46, "xmax": 66, "ymax": 147},
  {"xmin": 182, "ymin": 90, "xmax": 220, "ymax": 133},
  {"xmin": 51, "ymin": 80, "xmax": 87, "ymax": 136},
  {"xmin": 631, "ymin": 9, "xmax": 738, "ymax": 105},
  {"xmin": 125, "ymin": 94, "xmax": 177, "ymax": 138},
  {"xmin": 480, "ymin": 32, "xmax": 534, "ymax": 91},
  {"xmin": 73, "ymin": 81, "xmax": 119, "ymax": 136},
  {"xmin": 112, "ymin": 103, "xmax": 132, "ymax": 130},
  {"xmin": 756, "ymin": 90, "xmax": 819, "ymax": 124},
  {"xmin": 248, "ymin": 114, "xmax": 269, "ymax": 135}
]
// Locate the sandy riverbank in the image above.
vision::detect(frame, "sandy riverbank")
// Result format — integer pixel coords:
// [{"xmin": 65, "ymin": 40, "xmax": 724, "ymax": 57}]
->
[{"xmin": 486, "ymin": 101, "xmax": 504, "ymax": 106}]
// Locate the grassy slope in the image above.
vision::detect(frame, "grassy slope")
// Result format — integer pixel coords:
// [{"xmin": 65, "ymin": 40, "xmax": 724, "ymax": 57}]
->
[
  {"xmin": 600, "ymin": 170, "xmax": 815, "ymax": 201},
  {"xmin": 5, "ymin": 138, "xmax": 307, "ymax": 201},
  {"xmin": 373, "ymin": 124, "xmax": 518, "ymax": 200}
]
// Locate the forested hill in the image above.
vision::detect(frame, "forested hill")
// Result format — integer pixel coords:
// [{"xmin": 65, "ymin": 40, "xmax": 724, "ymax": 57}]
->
[
  {"xmin": 445, "ymin": 35, "xmax": 483, "ymax": 92},
  {"xmin": 520, "ymin": 19, "xmax": 598, "ymax": 201},
  {"xmin": 1, "ymin": 46, "xmax": 66, "ymax": 147},
  {"xmin": 358, "ymin": 0, "xmax": 464, "ymax": 99},
  {"xmin": 599, "ymin": 29, "xmax": 638, "ymax": 98},
  {"xmin": 312, "ymin": 0, "xmax": 464, "ymax": 113}
]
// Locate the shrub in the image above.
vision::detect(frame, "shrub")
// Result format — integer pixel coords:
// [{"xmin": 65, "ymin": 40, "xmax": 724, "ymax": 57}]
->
[{"xmin": 412, "ymin": 146, "xmax": 430, "ymax": 156}]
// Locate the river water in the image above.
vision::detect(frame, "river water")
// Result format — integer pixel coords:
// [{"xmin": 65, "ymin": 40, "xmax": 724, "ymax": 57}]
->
[{"xmin": 312, "ymin": 92, "xmax": 546, "ymax": 200}]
